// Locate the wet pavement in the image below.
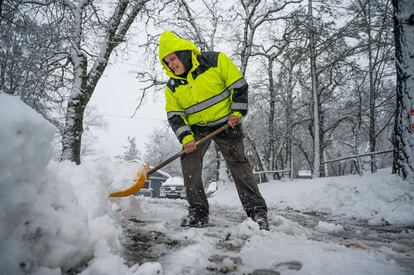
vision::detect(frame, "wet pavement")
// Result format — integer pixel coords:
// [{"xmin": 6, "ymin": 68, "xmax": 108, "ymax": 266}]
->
[
  {"xmin": 277, "ymin": 207, "xmax": 414, "ymax": 271},
  {"xmin": 121, "ymin": 200, "xmax": 414, "ymax": 274}
]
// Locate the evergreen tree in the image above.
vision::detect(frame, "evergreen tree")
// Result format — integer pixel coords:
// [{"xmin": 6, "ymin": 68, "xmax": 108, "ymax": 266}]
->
[{"xmin": 121, "ymin": 137, "xmax": 140, "ymax": 161}]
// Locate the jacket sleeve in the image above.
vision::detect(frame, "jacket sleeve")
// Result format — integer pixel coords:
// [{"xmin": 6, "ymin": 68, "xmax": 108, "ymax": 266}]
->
[
  {"xmin": 217, "ymin": 52, "xmax": 249, "ymax": 117},
  {"xmin": 165, "ymin": 85, "xmax": 195, "ymax": 145}
]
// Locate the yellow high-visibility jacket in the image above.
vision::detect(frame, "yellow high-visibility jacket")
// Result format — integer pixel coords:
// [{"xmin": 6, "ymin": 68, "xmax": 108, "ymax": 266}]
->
[{"xmin": 159, "ymin": 31, "xmax": 249, "ymax": 145}]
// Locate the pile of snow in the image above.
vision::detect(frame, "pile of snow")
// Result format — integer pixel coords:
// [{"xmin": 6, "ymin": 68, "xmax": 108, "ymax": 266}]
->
[
  {"xmin": 316, "ymin": 221, "xmax": 344, "ymax": 233},
  {"xmin": 0, "ymin": 94, "xmax": 156, "ymax": 275},
  {"xmin": 211, "ymin": 168, "xmax": 414, "ymax": 226},
  {"xmin": 206, "ymin": 181, "xmax": 218, "ymax": 196}
]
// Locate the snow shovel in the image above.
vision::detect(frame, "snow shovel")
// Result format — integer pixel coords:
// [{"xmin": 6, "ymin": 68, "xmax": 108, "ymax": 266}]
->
[{"xmin": 108, "ymin": 123, "xmax": 230, "ymax": 197}]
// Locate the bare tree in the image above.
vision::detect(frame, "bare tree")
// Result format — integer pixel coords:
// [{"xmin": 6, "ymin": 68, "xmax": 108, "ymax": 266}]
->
[
  {"xmin": 231, "ymin": 0, "xmax": 302, "ymax": 75},
  {"xmin": 246, "ymin": 17, "xmax": 302, "ymax": 179},
  {"xmin": 350, "ymin": 0, "xmax": 395, "ymax": 173},
  {"xmin": 227, "ymin": 0, "xmax": 302, "ymax": 177},
  {"xmin": 276, "ymin": 51, "xmax": 302, "ymax": 177}
]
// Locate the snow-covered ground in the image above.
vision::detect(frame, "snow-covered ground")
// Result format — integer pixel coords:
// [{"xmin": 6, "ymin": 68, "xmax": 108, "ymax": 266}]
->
[{"xmin": 1, "ymin": 93, "xmax": 413, "ymax": 274}]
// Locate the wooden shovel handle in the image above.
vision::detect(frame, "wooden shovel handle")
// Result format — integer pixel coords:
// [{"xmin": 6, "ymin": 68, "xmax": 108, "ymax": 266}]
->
[{"xmin": 147, "ymin": 123, "xmax": 230, "ymax": 176}]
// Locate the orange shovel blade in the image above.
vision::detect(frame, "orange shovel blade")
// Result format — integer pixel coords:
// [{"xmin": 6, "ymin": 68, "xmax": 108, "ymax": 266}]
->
[{"xmin": 109, "ymin": 167, "xmax": 148, "ymax": 198}]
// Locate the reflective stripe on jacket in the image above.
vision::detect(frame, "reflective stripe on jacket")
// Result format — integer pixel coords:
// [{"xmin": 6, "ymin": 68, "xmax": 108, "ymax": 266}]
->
[{"xmin": 159, "ymin": 31, "xmax": 249, "ymax": 145}]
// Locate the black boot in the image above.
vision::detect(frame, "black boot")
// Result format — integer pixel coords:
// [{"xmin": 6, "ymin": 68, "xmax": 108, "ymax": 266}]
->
[
  {"xmin": 180, "ymin": 210, "xmax": 209, "ymax": 228},
  {"xmin": 253, "ymin": 212, "xmax": 269, "ymax": 231}
]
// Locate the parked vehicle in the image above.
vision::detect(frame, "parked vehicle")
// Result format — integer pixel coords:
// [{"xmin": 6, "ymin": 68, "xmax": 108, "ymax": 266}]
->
[
  {"xmin": 297, "ymin": 170, "xmax": 312, "ymax": 179},
  {"xmin": 160, "ymin": 177, "xmax": 186, "ymax": 199}
]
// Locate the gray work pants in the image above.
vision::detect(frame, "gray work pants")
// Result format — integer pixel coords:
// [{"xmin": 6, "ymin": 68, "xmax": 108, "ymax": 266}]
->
[{"xmin": 180, "ymin": 124, "xmax": 267, "ymax": 219}]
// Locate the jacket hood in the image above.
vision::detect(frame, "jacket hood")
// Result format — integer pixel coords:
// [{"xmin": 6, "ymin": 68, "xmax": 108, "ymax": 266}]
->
[{"xmin": 158, "ymin": 31, "xmax": 200, "ymax": 78}]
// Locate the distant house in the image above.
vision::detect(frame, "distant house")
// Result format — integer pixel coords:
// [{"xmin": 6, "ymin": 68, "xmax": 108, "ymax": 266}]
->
[
  {"xmin": 124, "ymin": 160, "xmax": 171, "ymax": 198},
  {"xmin": 136, "ymin": 169, "xmax": 170, "ymax": 198}
]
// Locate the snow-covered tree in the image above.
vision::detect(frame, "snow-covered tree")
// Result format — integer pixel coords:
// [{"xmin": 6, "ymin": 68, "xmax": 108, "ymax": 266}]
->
[
  {"xmin": 1, "ymin": 0, "xmax": 150, "ymax": 164},
  {"xmin": 134, "ymin": 0, "xmax": 399, "ymax": 180},
  {"xmin": 0, "ymin": 1, "xmax": 67, "ymax": 129},
  {"xmin": 228, "ymin": 0, "xmax": 302, "ymax": 176},
  {"xmin": 143, "ymin": 125, "xmax": 182, "ymax": 176},
  {"xmin": 60, "ymin": 0, "xmax": 150, "ymax": 165},
  {"xmin": 345, "ymin": 0, "xmax": 395, "ymax": 173},
  {"xmin": 120, "ymin": 136, "xmax": 141, "ymax": 161},
  {"xmin": 392, "ymin": 0, "xmax": 414, "ymax": 183}
]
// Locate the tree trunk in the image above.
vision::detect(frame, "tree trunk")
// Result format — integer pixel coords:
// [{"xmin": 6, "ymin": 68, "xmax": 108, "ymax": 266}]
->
[
  {"xmin": 61, "ymin": 52, "xmax": 88, "ymax": 164},
  {"xmin": 286, "ymin": 69, "xmax": 294, "ymax": 179},
  {"xmin": 319, "ymin": 108, "xmax": 326, "ymax": 177},
  {"xmin": 245, "ymin": 134, "xmax": 267, "ymax": 182},
  {"xmin": 308, "ymin": 0, "xmax": 320, "ymax": 177},
  {"xmin": 392, "ymin": 0, "xmax": 414, "ymax": 183},
  {"xmin": 213, "ymin": 143, "xmax": 220, "ymax": 182},
  {"xmin": 268, "ymin": 57, "xmax": 276, "ymax": 171},
  {"xmin": 367, "ymin": 0, "xmax": 378, "ymax": 173}
]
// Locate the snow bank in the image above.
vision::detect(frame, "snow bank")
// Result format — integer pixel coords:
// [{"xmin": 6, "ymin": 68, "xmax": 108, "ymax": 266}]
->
[
  {"xmin": 211, "ymin": 168, "xmax": 414, "ymax": 226},
  {"xmin": 239, "ymin": 230, "xmax": 403, "ymax": 275},
  {"xmin": 0, "ymin": 94, "xmax": 147, "ymax": 274},
  {"xmin": 0, "ymin": 94, "xmax": 83, "ymax": 274}
]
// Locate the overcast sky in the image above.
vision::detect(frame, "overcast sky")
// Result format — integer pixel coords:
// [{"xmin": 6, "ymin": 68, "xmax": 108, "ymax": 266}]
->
[{"xmin": 90, "ymin": 43, "xmax": 167, "ymax": 158}]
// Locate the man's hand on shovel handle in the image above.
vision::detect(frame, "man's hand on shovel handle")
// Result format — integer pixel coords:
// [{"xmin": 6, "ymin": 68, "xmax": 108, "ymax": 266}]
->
[
  {"xmin": 184, "ymin": 118, "xmax": 239, "ymax": 154},
  {"xmin": 184, "ymin": 140, "xmax": 197, "ymax": 153}
]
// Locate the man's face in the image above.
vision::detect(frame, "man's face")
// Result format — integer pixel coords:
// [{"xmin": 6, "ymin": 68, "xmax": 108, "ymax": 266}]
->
[{"xmin": 164, "ymin": 52, "xmax": 185, "ymax": 75}]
